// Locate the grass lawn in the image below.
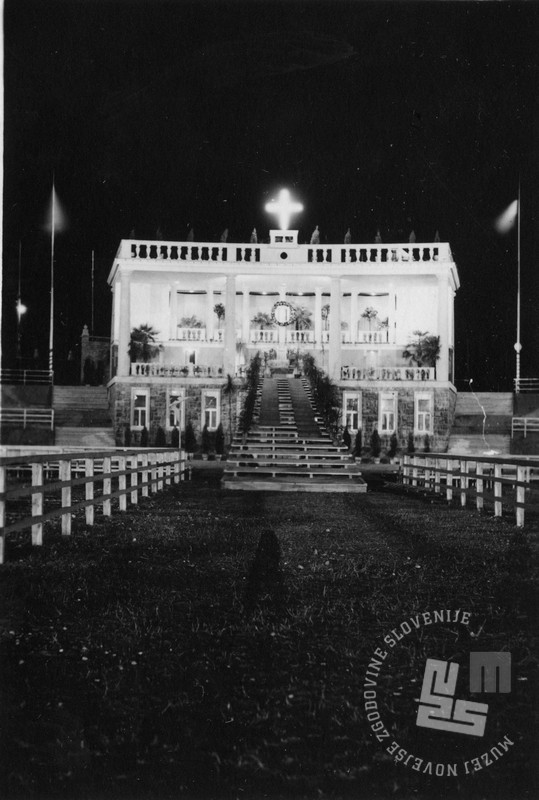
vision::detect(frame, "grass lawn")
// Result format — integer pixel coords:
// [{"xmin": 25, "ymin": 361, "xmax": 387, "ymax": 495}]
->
[{"xmin": 0, "ymin": 477, "xmax": 537, "ymax": 800}]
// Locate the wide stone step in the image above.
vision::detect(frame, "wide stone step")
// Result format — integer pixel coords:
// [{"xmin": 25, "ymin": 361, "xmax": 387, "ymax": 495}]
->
[
  {"xmin": 223, "ymin": 465, "xmax": 361, "ymax": 478},
  {"xmin": 222, "ymin": 478, "xmax": 367, "ymax": 493}
]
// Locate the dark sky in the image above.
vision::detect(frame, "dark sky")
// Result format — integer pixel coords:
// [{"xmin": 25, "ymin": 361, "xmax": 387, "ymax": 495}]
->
[{"xmin": 3, "ymin": 0, "xmax": 539, "ymax": 389}]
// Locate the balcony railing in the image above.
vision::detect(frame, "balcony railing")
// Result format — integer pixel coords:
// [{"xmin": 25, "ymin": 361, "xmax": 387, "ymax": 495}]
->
[
  {"xmin": 130, "ymin": 363, "xmax": 225, "ymax": 378},
  {"xmin": 250, "ymin": 329, "xmax": 278, "ymax": 343},
  {"xmin": 340, "ymin": 366, "xmax": 435, "ymax": 381},
  {"xmin": 170, "ymin": 328, "xmax": 394, "ymax": 346}
]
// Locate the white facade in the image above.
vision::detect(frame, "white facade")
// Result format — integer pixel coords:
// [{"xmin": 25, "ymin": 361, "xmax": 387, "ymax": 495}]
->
[{"xmin": 107, "ymin": 230, "xmax": 460, "ymax": 447}]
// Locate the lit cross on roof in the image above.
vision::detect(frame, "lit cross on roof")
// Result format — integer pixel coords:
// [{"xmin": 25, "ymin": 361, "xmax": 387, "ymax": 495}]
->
[{"xmin": 265, "ymin": 189, "xmax": 303, "ymax": 231}]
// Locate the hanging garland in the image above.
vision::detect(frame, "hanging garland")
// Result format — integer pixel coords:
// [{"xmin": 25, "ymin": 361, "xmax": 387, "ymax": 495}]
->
[{"xmin": 271, "ymin": 301, "xmax": 297, "ymax": 327}]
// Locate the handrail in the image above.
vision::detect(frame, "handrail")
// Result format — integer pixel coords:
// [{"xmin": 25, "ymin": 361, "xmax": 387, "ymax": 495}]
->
[
  {"xmin": 512, "ymin": 417, "xmax": 539, "ymax": 437},
  {"xmin": 514, "ymin": 378, "xmax": 539, "ymax": 393},
  {"xmin": 402, "ymin": 452, "xmax": 539, "ymax": 527},
  {"xmin": 0, "ymin": 447, "xmax": 186, "ymax": 564},
  {"xmin": 0, "ymin": 409, "xmax": 55, "ymax": 430}
]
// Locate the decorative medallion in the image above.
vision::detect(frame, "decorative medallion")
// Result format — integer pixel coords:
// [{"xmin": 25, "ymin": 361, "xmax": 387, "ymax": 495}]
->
[{"xmin": 271, "ymin": 301, "xmax": 296, "ymax": 327}]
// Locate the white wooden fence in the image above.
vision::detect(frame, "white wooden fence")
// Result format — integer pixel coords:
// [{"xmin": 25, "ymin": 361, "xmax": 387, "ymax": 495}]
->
[
  {"xmin": 0, "ymin": 447, "xmax": 186, "ymax": 564},
  {"xmin": 402, "ymin": 453, "xmax": 539, "ymax": 528}
]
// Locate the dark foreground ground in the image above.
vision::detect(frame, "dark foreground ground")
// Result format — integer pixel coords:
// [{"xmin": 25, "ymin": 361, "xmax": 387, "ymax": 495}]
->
[{"xmin": 0, "ymin": 475, "xmax": 538, "ymax": 800}]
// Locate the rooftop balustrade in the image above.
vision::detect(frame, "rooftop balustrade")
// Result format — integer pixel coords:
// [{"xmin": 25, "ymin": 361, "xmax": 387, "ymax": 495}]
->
[{"xmin": 117, "ymin": 238, "xmax": 452, "ymax": 267}]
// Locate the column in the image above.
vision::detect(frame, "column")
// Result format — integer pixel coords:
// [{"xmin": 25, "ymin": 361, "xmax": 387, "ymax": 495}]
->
[
  {"xmin": 350, "ymin": 288, "xmax": 358, "ymax": 344},
  {"xmin": 242, "ymin": 288, "xmax": 250, "ymax": 343},
  {"xmin": 329, "ymin": 277, "xmax": 342, "ymax": 380},
  {"xmin": 117, "ymin": 271, "xmax": 131, "ymax": 377},
  {"xmin": 314, "ymin": 288, "xmax": 322, "ymax": 345},
  {"xmin": 206, "ymin": 282, "xmax": 214, "ymax": 341},
  {"xmin": 224, "ymin": 275, "xmax": 236, "ymax": 376},
  {"xmin": 437, "ymin": 274, "xmax": 449, "ymax": 382},
  {"xmin": 387, "ymin": 282, "xmax": 395, "ymax": 344},
  {"xmin": 278, "ymin": 285, "xmax": 286, "ymax": 347},
  {"xmin": 169, "ymin": 283, "xmax": 178, "ymax": 339}
]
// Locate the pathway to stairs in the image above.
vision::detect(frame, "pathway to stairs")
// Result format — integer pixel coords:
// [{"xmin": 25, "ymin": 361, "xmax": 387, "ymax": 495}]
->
[
  {"xmin": 53, "ymin": 386, "xmax": 116, "ymax": 447},
  {"xmin": 223, "ymin": 376, "xmax": 366, "ymax": 492}
]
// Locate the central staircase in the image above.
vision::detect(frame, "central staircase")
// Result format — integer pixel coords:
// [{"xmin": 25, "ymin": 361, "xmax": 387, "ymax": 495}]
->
[{"xmin": 222, "ymin": 376, "xmax": 366, "ymax": 492}]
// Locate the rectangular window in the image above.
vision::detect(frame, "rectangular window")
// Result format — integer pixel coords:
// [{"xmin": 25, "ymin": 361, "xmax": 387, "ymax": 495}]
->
[
  {"xmin": 132, "ymin": 389, "xmax": 149, "ymax": 429},
  {"xmin": 379, "ymin": 391, "xmax": 397, "ymax": 433},
  {"xmin": 343, "ymin": 391, "xmax": 362, "ymax": 431},
  {"xmin": 167, "ymin": 389, "xmax": 185, "ymax": 430},
  {"xmin": 415, "ymin": 392, "xmax": 433, "ymax": 434},
  {"xmin": 202, "ymin": 390, "xmax": 220, "ymax": 431}
]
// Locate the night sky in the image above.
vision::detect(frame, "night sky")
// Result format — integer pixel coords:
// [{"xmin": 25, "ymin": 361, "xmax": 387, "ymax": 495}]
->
[{"xmin": 3, "ymin": 0, "xmax": 539, "ymax": 389}]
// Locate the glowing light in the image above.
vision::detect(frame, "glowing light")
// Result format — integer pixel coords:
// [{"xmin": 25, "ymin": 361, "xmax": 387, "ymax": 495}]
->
[
  {"xmin": 265, "ymin": 189, "xmax": 303, "ymax": 231},
  {"xmin": 16, "ymin": 299, "xmax": 27, "ymax": 320}
]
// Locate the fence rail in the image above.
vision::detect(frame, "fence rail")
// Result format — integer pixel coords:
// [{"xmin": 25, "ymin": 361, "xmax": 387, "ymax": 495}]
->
[
  {"xmin": 0, "ymin": 369, "xmax": 54, "ymax": 385},
  {"xmin": 0, "ymin": 447, "xmax": 186, "ymax": 564},
  {"xmin": 512, "ymin": 417, "xmax": 539, "ymax": 437},
  {"xmin": 402, "ymin": 453, "xmax": 539, "ymax": 527},
  {"xmin": 514, "ymin": 377, "xmax": 539, "ymax": 393},
  {"xmin": 0, "ymin": 409, "xmax": 55, "ymax": 429}
]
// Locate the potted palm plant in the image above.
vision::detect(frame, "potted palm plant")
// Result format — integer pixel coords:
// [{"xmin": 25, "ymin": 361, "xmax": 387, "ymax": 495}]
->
[{"xmin": 128, "ymin": 324, "xmax": 162, "ymax": 363}]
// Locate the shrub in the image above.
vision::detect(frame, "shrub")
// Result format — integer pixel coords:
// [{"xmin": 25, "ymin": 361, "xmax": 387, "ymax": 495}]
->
[
  {"xmin": 424, "ymin": 434, "xmax": 431, "ymax": 453},
  {"xmin": 184, "ymin": 421, "xmax": 197, "ymax": 453},
  {"xmin": 155, "ymin": 426, "xmax": 166, "ymax": 448},
  {"xmin": 354, "ymin": 429, "xmax": 362, "ymax": 458},
  {"xmin": 201, "ymin": 424, "xmax": 211, "ymax": 454},
  {"xmin": 215, "ymin": 423, "xmax": 225, "ymax": 455},
  {"xmin": 342, "ymin": 426, "xmax": 351, "ymax": 449},
  {"xmin": 140, "ymin": 426, "xmax": 149, "ymax": 447},
  {"xmin": 389, "ymin": 432, "xmax": 398, "ymax": 458},
  {"xmin": 239, "ymin": 353, "xmax": 262, "ymax": 433},
  {"xmin": 370, "ymin": 428, "xmax": 381, "ymax": 458},
  {"xmin": 170, "ymin": 426, "xmax": 180, "ymax": 448},
  {"xmin": 407, "ymin": 431, "xmax": 415, "ymax": 454},
  {"xmin": 124, "ymin": 426, "xmax": 132, "ymax": 447}
]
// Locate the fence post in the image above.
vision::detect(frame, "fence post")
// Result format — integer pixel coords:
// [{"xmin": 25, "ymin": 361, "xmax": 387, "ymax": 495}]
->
[
  {"xmin": 60, "ymin": 459, "xmax": 71, "ymax": 535},
  {"xmin": 130, "ymin": 454, "xmax": 139, "ymax": 504},
  {"xmin": 402, "ymin": 455, "xmax": 409, "ymax": 486},
  {"xmin": 516, "ymin": 465, "xmax": 527, "ymax": 527},
  {"xmin": 460, "ymin": 459, "xmax": 468, "ymax": 507},
  {"xmin": 173, "ymin": 451, "xmax": 181, "ymax": 485},
  {"xmin": 118, "ymin": 455, "xmax": 127, "ymax": 511},
  {"xmin": 0, "ymin": 465, "xmax": 5, "ymax": 564},
  {"xmin": 476, "ymin": 461, "xmax": 484, "ymax": 511},
  {"xmin": 494, "ymin": 464, "xmax": 503, "ymax": 518},
  {"xmin": 102, "ymin": 456, "xmax": 112, "ymax": 516},
  {"xmin": 85, "ymin": 458, "xmax": 94, "ymax": 526},
  {"xmin": 141, "ymin": 453, "xmax": 149, "ymax": 497},
  {"xmin": 446, "ymin": 459, "xmax": 453, "ymax": 502},
  {"xmin": 434, "ymin": 458, "xmax": 441, "ymax": 494},
  {"xmin": 150, "ymin": 454, "xmax": 158, "ymax": 494},
  {"xmin": 157, "ymin": 453, "xmax": 164, "ymax": 491},
  {"xmin": 411, "ymin": 456, "xmax": 418, "ymax": 487}
]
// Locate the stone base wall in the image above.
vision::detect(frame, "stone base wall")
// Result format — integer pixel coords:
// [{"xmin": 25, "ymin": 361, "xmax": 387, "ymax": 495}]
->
[
  {"xmin": 109, "ymin": 380, "xmax": 245, "ymax": 448},
  {"xmin": 339, "ymin": 384, "xmax": 457, "ymax": 454}
]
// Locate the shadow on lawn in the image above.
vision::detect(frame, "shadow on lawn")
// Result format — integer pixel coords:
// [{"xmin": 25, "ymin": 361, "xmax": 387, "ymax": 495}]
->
[{"xmin": 0, "ymin": 483, "xmax": 537, "ymax": 800}]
